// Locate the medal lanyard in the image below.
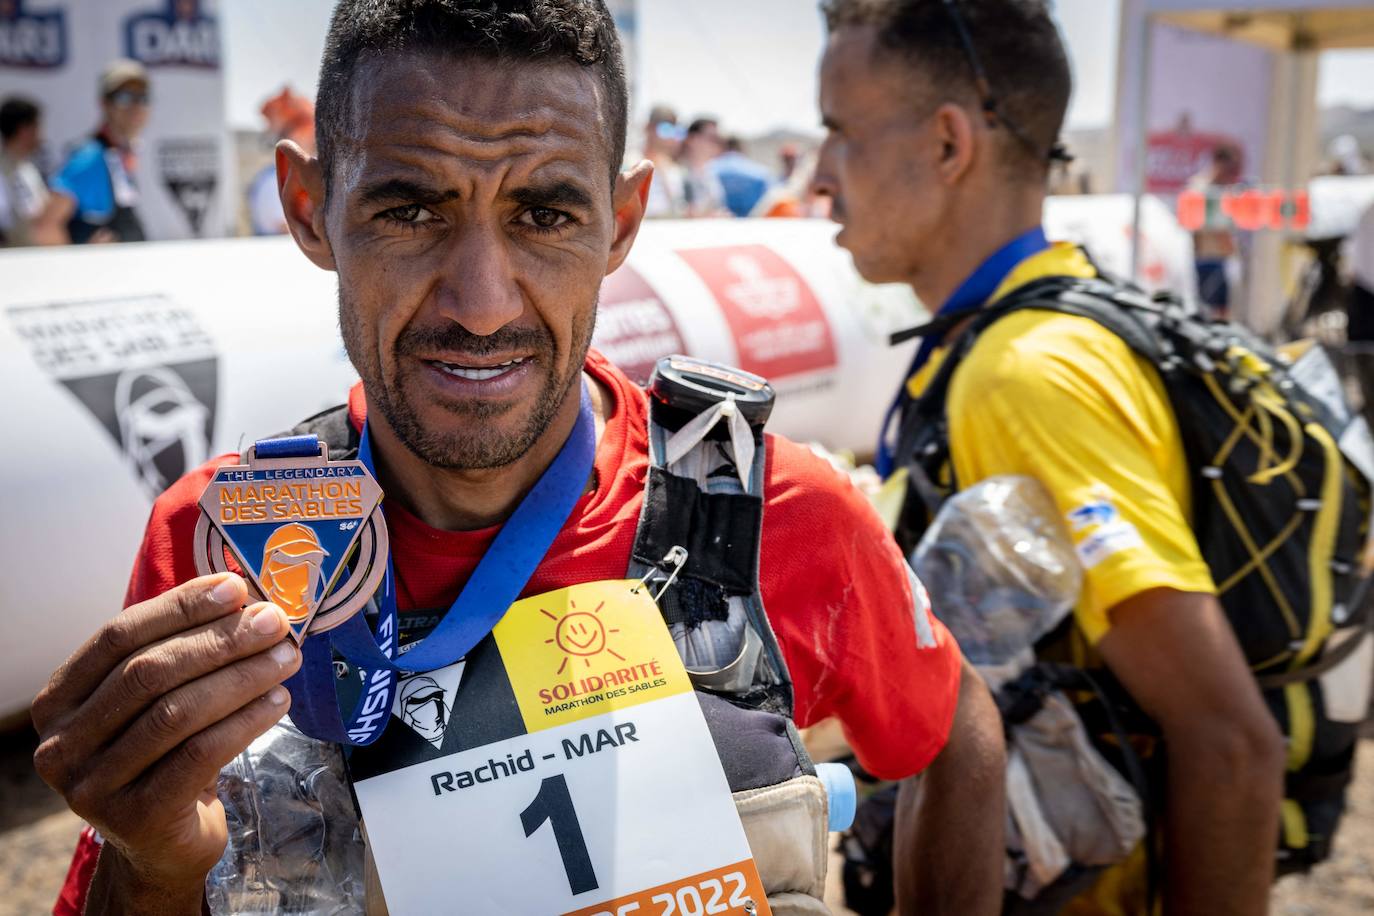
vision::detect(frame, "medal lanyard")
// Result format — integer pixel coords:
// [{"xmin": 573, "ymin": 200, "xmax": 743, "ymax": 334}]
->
[
  {"xmin": 875, "ymin": 226, "xmax": 1049, "ymax": 478},
  {"xmin": 285, "ymin": 382, "xmax": 597, "ymax": 745}
]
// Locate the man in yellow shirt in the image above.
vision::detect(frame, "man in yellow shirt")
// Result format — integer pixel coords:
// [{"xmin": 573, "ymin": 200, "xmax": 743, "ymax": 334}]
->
[{"xmin": 812, "ymin": 1, "xmax": 1287, "ymax": 913}]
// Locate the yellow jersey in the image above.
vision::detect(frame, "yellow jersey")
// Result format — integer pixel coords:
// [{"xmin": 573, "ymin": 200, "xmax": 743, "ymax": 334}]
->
[
  {"xmin": 908, "ymin": 243, "xmax": 1215, "ymax": 646},
  {"xmin": 905, "ymin": 242, "xmax": 1216, "ymax": 916}
]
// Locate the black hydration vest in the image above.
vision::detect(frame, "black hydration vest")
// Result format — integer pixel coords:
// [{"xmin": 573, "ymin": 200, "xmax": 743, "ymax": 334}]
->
[
  {"xmin": 892, "ymin": 274, "xmax": 1372, "ymax": 873},
  {"xmin": 277, "ymin": 356, "xmax": 832, "ymax": 913}
]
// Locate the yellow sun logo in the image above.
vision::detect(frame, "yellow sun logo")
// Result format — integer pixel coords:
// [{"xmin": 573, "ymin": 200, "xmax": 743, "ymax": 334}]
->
[{"xmin": 543, "ymin": 599, "xmax": 624, "ymax": 674}]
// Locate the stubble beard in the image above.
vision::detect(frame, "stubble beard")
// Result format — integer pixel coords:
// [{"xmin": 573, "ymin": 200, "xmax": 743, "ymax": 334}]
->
[{"xmin": 339, "ymin": 288, "xmax": 596, "ymax": 470}]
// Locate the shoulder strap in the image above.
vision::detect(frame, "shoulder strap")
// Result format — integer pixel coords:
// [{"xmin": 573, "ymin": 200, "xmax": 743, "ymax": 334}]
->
[
  {"xmin": 290, "ymin": 403, "xmax": 358, "ymax": 460},
  {"xmin": 628, "ymin": 357, "xmax": 794, "ymax": 716},
  {"xmin": 890, "ymin": 274, "xmax": 1178, "ymax": 550},
  {"xmin": 899, "ymin": 275, "xmax": 1175, "ymax": 451}
]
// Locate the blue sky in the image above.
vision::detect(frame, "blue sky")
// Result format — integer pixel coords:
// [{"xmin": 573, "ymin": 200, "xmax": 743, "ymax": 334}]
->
[{"xmin": 223, "ymin": 0, "xmax": 1374, "ymax": 134}]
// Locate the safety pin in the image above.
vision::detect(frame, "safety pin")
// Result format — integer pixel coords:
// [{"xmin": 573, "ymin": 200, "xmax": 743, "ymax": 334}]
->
[{"xmin": 631, "ymin": 545, "xmax": 689, "ymax": 601}]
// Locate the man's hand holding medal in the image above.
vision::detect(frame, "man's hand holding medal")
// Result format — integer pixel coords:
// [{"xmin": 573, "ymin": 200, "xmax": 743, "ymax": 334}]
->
[{"xmin": 30, "ymin": 573, "xmax": 299, "ymax": 913}]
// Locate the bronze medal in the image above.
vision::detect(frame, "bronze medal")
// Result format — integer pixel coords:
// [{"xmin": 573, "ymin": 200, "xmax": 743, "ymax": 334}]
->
[{"xmin": 192, "ymin": 439, "xmax": 388, "ymax": 643}]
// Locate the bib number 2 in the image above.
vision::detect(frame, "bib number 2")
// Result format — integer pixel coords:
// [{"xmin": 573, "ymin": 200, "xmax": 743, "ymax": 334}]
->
[{"xmin": 522, "ymin": 774, "xmax": 598, "ymax": 895}]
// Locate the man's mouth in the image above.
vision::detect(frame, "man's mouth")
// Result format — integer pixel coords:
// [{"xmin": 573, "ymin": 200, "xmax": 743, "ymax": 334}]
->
[{"xmin": 427, "ymin": 356, "xmax": 530, "ymax": 381}]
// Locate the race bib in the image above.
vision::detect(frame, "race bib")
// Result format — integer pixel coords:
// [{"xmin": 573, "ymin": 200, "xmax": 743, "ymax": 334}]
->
[{"xmin": 350, "ymin": 580, "xmax": 769, "ymax": 915}]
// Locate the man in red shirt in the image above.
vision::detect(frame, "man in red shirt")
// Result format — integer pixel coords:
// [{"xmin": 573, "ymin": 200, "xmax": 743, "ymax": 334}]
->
[{"xmin": 35, "ymin": 2, "xmax": 1004, "ymax": 913}]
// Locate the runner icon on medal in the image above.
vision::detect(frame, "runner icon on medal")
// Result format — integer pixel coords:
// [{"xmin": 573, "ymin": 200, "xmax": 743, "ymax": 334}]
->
[{"xmin": 259, "ymin": 522, "xmax": 330, "ymax": 624}]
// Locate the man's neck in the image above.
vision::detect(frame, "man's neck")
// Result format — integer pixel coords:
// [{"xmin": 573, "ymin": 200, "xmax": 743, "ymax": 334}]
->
[
  {"xmin": 907, "ymin": 188, "xmax": 1046, "ymax": 310},
  {"xmin": 366, "ymin": 373, "xmax": 608, "ymax": 531}
]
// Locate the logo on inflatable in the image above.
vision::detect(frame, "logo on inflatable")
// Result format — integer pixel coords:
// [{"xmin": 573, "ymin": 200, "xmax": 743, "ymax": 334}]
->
[
  {"xmin": 7, "ymin": 296, "xmax": 218, "ymax": 498},
  {"xmin": 158, "ymin": 137, "xmax": 219, "ymax": 236},
  {"xmin": 592, "ymin": 265, "xmax": 685, "ymax": 385},
  {"xmin": 676, "ymin": 244, "xmax": 838, "ymax": 382},
  {"xmin": 115, "ymin": 365, "xmax": 211, "ymax": 496},
  {"xmin": 124, "ymin": 0, "xmax": 219, "ymax": 69},
  {"xmin": 0, "ymin": 0, "xmax": 67, "ymax": 69}
]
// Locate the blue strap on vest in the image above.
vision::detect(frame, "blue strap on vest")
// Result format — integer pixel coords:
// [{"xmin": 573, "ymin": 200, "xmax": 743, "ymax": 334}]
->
[
  {"xmin": 875, "ymin": 226, "xmax": 1049, "ymax": 478},
  {"xmin": 283, "ymin": 383, "xmax": 597, "ymax": 745}
]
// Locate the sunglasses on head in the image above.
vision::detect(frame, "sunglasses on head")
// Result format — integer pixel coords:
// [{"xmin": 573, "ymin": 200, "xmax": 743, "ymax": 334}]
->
[
  {"xmin": 107, "ymin": 90, "xmax": 150, "ymax": 108},
  {"xmin": 940, "ymin": 0, "xmax": 1070, "ymax": 164}
]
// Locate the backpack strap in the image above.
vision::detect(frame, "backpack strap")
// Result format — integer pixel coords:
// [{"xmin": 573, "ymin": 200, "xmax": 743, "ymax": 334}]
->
[
  {"xmin": 628, "ymin": 356, "xmax": 795, "ymax": 716},
  {"xmin": 288, "ymin": 403, "xmax": 359, "ymax": 459},
  {"xmin": 893, "ymin": 274, "xmax": 1180, "ymax": 500}
]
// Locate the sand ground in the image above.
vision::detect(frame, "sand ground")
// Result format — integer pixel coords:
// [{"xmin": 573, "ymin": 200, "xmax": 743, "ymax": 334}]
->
[{"xmin": 3, "ymin": 726, "xmax": 1372, "ymax": 915}]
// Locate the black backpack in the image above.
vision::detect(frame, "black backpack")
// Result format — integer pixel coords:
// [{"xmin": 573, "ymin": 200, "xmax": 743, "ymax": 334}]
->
[{"xmin": 892, "ymin": 274, "xmax": 1373, "ymax": 872}]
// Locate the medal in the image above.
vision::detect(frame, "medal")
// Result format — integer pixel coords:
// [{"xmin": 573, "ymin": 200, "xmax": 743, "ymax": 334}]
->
[{"xmin": 192, "ymin": 435, "xmax": 388, "ymax": 643}]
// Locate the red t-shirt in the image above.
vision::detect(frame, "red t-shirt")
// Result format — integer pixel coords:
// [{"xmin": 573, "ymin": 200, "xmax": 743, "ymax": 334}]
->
[{"xmin": 56, "ymin": 351, "xmax": 960, "ymax": 914}]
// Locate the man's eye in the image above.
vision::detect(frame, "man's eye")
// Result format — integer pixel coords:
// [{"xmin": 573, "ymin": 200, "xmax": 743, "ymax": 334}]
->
[
  {"xmin": 384, "ymin": 204, "xmax": 437, "ymax": 224},
  {"xmin": 520, "ymin": 208, "xmax": 570, "ymax": 231}
]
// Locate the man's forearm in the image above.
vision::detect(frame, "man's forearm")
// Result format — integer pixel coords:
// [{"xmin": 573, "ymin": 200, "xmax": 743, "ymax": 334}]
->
[
  {"xmin": 1163, "ymin": 730, "xmax": 1283, "ymax": 915},
  {"xmin": 894, "ymin": 661, "xmax": 1005, "ymax": 916},
  {"xmin": 84, "ymin": 844, "xmax": 207, "ymax": 916}
]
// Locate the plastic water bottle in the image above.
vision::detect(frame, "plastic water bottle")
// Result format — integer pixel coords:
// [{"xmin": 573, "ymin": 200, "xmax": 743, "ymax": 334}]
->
[
  {"xmin": 816, "ymin": 762, "xmax": 857, "ymax": 832},
  {"xmin": 912, "ymin": 476, "xmax": 1082, "ymax": 667}
]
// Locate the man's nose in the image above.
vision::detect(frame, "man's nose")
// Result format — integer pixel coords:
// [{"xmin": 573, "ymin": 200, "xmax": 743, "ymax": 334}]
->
[
  {"xmin": 433, "ymin": 222, "xmax": 525, "ymax": 337},
  {"xmin": 808, "ymin": 137, "xmax": 838, "ymax": 201}
]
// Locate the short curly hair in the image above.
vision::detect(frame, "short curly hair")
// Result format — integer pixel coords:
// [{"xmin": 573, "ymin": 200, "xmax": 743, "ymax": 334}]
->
[
  {"xmin": 821, "ymin": 0, "xmax": 1070, "ymax": 175},
  {"xmin": 0, "ymin": 97, "xmax": 40, "ymax": 142},
  {"xmin": 315, "ymin": 0, "xmax": 627, "ymax": 191}
]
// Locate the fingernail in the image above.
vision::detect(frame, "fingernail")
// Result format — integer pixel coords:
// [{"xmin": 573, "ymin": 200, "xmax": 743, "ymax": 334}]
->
[
  {"xmin": 268, "ymin": 686, "xmax": 289, "ymax": 706},
  {"xmin": 210, "ymin": 575, "xmax": 242, "ymax": 606},
  {"xmin": 270, "ymin": 642, "xmax": 296, "ymax": 666},
  {"xmin": 251, "ymin": 604, "xmax": 286, "ymax": 635}
]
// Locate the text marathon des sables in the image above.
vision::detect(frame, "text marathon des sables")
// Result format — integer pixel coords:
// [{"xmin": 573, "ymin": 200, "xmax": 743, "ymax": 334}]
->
[{"xmin": 215, "ymin": 478, "xmax": 364, "ymax": 523}]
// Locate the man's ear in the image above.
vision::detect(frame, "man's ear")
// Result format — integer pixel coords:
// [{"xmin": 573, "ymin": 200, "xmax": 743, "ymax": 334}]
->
[
  {"xmin": 277, "ymin": 139, "xmax": 335, "ymax": 272},
  {"xmin": 605, "ymin": 159, "xmax": 653, "ymax": 277},
  {"xmin": 931, "ymin": 103, "xmax": 977, "ymax": 187}
]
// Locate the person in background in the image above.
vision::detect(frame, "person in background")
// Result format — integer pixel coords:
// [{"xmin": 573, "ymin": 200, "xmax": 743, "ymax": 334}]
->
[
  {"xmin": 247, "ymin": 87, "xmax": 316, "ymax": 235},
  {"xmin": 681, "ymin": 116, "xmax": 728, "ymax": 217},
  {"xmin": 711, "ymin": 136, "xmax": 775, "ymax": 218},
  {"xmin": 1346, "ymin": 199, "xmax": 1374, "ymax": 421},
  {"xmin": 641, "ymin": 103, "xmax": 686, "ymax": 218},
  {"xmin": 0, "ymin": 96, "xmax": 71, "ymax": 246},
  {"xmin": 1188, "ymin": 143, "xmax": 1242, "ymax": 319},
  {"xmin": 779, "ymin": 142, "xmax": 800, "ymax": 182},
  {"xmin": 51, "ymin": 59, "xmax": 151, "ymax": 244},
  {"xmin": 1328, "ymin": 134, "xmax": 1369, "ymax": 177},
  {"xmin": 812, "ymin": 0, "xmax": 1288, "ymax": 911}
]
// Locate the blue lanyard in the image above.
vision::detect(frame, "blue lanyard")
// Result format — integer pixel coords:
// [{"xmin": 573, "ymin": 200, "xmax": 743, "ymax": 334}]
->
[
  {"xmin": 284, "ymin": 383, "xmax": 597, "ymax": 745},
  {"xmin": 875, "ymin": 226, "xmax": 1049, "ymax": 478}
]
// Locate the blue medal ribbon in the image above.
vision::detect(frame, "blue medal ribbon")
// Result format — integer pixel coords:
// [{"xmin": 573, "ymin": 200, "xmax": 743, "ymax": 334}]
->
[
  {"xmin": 875, "ymin": 226, "xmax": 1049, "ymax": 478},
  {"xmin": 283, "ymin": 383, "xmax": 597, "ymax": 745}
]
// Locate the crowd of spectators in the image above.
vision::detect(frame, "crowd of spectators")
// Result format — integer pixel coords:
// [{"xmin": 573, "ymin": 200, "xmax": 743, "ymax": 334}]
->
[
  {"xmin": 1, "ymin": 59, "xmax": 151, "ymax": 248},
  {"xmin": 0, "ymin": 86, "xmax": 826, "ymax": 249},
  {"xmin": 635, "ymin": 104, "xmax": 825, "ymax": 220}
]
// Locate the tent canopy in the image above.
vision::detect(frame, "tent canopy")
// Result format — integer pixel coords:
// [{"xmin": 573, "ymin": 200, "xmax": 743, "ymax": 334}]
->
[
  {"xmin": 1155, "ymin": 7, "xmax": 1374, "ymax": 50},
  {"xmin": 1121, "ymin": 0, "xmax": 1374, "ymax": 329}
]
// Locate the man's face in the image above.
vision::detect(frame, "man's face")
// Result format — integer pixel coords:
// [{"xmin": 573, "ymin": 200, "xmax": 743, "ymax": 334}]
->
[
  {"xmin": 324, "ymin": 53, "xmax": 619, "ymax": 469},
  {"xmin": 103, "ymin": 81, "xmax": 150, "ymax": 140},
  {"xmin": 11, "ymin": 120, "xmax": 40, "ymax": 158},
  {"xmin": 1213, "ymin": 152, "xmax": 1242, "ymax": 186},
  {"xmin": 813, "ymin": 27, "xmax": 949, "ymax": 284},
  {"xmin": 683, "ymin": 124, "xmax": 721, "ymax": 166}
]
